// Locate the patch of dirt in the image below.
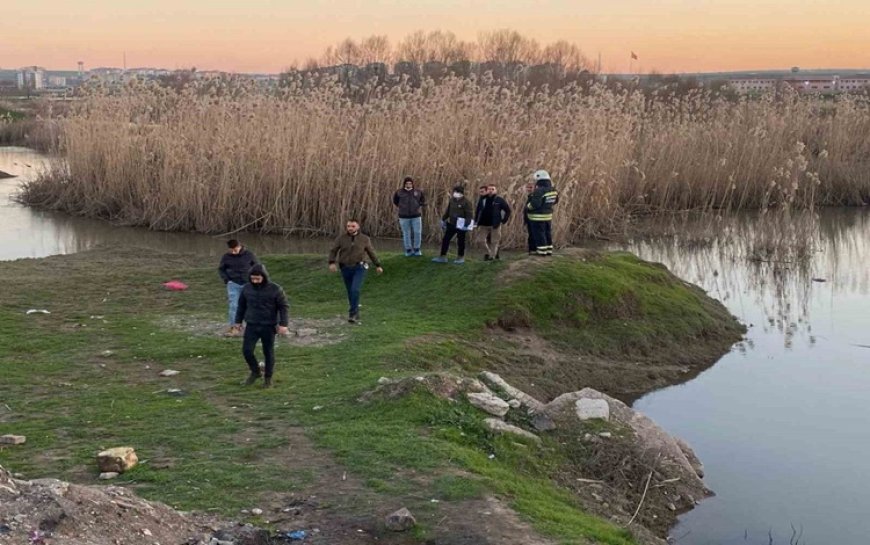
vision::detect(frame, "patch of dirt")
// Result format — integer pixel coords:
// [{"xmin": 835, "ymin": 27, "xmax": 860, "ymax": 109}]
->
[
  {"xmin": 479, "ymin": 328, "xmax": 720, "ymax": 405},
  {"xmin": 0, "ymin": 464, "xmax": 217, "ymax": 545},
  {"xmin": 158, "ymin": 315, "xmax": 349, "ymax": 347}
]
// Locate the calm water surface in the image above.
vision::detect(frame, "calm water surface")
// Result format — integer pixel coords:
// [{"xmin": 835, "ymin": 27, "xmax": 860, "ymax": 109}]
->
[
  {"xmin": 3, "ymin": 147, "xmax": 870, "ymax": 544},
  {"xmin": 625, "ymin": 211, "xmax": 870, "ymax": 545}
]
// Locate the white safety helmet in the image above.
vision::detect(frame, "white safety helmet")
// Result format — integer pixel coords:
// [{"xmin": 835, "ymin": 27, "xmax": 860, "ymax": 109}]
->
[{"xmin": 533, "ymin": 169, "xmax": 551, "ymax": 182}]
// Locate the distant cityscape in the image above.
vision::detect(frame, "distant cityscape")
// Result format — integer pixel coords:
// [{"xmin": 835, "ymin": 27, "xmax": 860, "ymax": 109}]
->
[{"xmin": 3, "ymin": 62, "xmax": 870, "ymax": 96}]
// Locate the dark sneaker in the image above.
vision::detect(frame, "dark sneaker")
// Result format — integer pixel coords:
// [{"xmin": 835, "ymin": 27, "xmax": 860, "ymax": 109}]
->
[
  {"xmin": 263, "ymin": 377, "xmax": 273, "ymax": 389},
  {"xmin": 243, "ymin": 373, "xmax": 261, "ymax": 386},
  {"xmin": 348, "ymin": 313, "xmax": 356, "ymax": 324},
  {"xmin": 483, "ymin": 254, "xmax": 492, "ymax": 261},
  {"xmin": 413, "ymin": 249, "xmax": 422, "ymax": 256}
]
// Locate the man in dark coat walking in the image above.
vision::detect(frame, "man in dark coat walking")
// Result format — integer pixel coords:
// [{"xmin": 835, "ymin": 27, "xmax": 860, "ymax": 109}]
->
[{"xmin": 234, "ymin": 264, "xmax": 289, "ymax": 388}]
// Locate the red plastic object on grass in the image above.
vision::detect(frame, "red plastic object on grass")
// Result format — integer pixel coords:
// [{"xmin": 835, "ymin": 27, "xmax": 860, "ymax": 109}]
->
[{"xmin": 162, "ymin": 280, "xmax": 189, "ymax": 291}]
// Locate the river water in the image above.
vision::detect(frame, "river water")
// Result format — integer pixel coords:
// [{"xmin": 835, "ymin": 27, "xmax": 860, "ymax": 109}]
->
[{"xmin": 2, "ymin": 147, "xmax": 869, "ymax": 544}]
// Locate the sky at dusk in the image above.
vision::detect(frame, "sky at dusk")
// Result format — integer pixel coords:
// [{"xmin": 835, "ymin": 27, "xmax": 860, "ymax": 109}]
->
[{"xmin": 4, "ymin": 0, "xmax": 870, "ymax": 74}]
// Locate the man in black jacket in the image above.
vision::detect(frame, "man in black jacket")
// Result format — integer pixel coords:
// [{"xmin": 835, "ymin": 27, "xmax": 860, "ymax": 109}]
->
[
  {"xmin": 475, "ymin": 184, "xmax": 512, "ymax": 260},
  {"xmin": 234, "ymin": 264, "xmax": 290, "ymax": 388},
  {"xmin": 218, "ymin": 239, "xmax": 258, "ymax": 336}
]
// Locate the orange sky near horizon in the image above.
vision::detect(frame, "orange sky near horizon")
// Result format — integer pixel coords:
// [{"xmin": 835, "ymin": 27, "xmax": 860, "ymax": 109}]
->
[{"xmin": 4, "ymin": 0, "xmax": 870, "ymax": 74}]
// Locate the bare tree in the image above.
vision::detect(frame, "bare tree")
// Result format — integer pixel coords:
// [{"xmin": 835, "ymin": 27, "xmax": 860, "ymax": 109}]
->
[
  {"xmin": 540, "ymin": 40, "xmax": 591, "ymax": 73},
  {"xmin": 324, "ymin": 38, "xmax": 362, "ymax": 65},
  {"xmin": 477, "ymin": 29, "xmax": 540, "ymax": 64},
  {"xmin": 359, "ymin": 35, "xmax": 392, "ymax": 64}
]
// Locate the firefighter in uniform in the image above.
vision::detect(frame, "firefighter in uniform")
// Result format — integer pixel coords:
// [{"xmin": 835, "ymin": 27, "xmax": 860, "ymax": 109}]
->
[{"xmin": 525, "ymin": 170, "xmax": 559, "ymax": 256}]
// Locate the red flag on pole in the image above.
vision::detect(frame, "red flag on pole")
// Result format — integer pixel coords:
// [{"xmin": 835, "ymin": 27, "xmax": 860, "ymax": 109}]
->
[{"xmin": 631, "ymin": 51, "xmax": 638, "ymax": 60}]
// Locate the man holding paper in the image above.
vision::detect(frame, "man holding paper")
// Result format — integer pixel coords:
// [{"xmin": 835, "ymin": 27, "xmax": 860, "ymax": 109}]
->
[{"xmin": 432, "ymin": 184, "xmax": 474, "ymax": 264}]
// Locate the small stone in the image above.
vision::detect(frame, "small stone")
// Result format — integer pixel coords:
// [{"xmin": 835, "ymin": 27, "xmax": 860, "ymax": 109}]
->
[
  {"xmin": 507, "ymin": 399, "xmax": 521, "ymax": 409},
  {"xmin": 142, "ymin": 529, "xmax": 152, "ymax": 536},
  {"xmin": 531, "ymin": 414, "xmax": 556, "ymax": 432},
  {"xmin": 250, "ymin": 508, "xmax": 263, "ymax": 516},
  {"xmin": 0, "ymin": 435, "xmax": 26, "ymax": 445},
  {"xmin": 575, "ymin": 398, "xmax": 610, "ymax": 421},
  {"xmin": 101, "ymin": 350, "xmax": 114, "ymax": 357},
  {"xmin": 377, "ymin": 377, "xmax": 392, "ymax": 385},
  {"xmin": 598, "ymin": 432, "xmax": 612, "ymax": 438},
  {"xmin": 99, "ymin": 472, "xmax": 119, "ymax": 480},
  {"xmin": 312, "ymin": 406, "xmax": 323, "ymax": 411},
  {"xmin": 97, "ymin": 447, "xmax": 138, "ymax": 473},
  {"xmin": 159, "ymin": 369, "xmax": 180, "ymax": 377},
  {"xmin": 295, "ymin": 328, "xmax": 318, "ymax": 337},
  {"xmin": 667, "ymin": 503, "xmax": 677, "ymax": 512},
  {"xmin": 483, "ymin": 418, "xmax": 542, "ymax": 444},
  {"xmin": 385, "ymin": 507, "xmax": 416, "ymax": 532},
  {"xmin": 467, "ymin": 392, "xmax": 510, "ymax": 417}
]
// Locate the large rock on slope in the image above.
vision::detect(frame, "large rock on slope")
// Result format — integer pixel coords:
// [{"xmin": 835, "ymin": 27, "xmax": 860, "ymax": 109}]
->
[
  {"xmin": 545, "ymin": 388, "xmax": 708, "ymax": 492},
  {"xmin": 96, "ymin": 447, "xmax": 138, "ymax": 473}
]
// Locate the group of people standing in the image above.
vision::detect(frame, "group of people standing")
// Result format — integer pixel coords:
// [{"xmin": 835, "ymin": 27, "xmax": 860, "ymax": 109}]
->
[
  {"xmin": 217, "ymin": 169, "xmax": 559, "ymax": 388},
  {"xmin": 395, "ymin": 169, "xmax": 559, "ymax": 263}
]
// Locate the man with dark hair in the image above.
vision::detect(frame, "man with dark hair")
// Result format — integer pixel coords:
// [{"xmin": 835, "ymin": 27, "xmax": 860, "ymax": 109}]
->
[
  {"xmin": 393, "ymin": 176, "xmax": 426, "ymax": 257},
  {"xmin": 328, "ymin": 219, "xmax": 383, "ymax": 324},
  {"xmin": 475, "ymin": 183, "xmax": 512, "ymax": 260},
  {"xmin": 218, "ymin": 239, "xmax": 259, "ymax": 336},
  {"xmin": 234, "ymin": 264, "xmax": 289, "ymax": 389},
  {"xmin": 526, "ymin": 170, "xmax": 560, "ymax": 256},
  {"xmin": 432, "ymin": 185, "xmax": 474, "ymax": 264}
]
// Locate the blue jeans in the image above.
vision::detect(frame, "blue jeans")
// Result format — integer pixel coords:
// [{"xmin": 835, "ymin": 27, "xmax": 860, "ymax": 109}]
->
[
  {"xmin": 227, "ymin": 281, "xmax": 244, "ymax": 325},
  {"xmin": 398, "ymin": 217, "xmax": 423, "ymax": 252},
  {"xmin": 340, "ymin": 265, "xmax": 367, "ymax": 315}
]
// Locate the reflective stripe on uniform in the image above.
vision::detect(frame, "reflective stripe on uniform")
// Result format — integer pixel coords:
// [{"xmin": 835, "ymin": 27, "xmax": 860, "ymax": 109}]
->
[{"xmin": 527, "ymin": 214, "xmax": 553, "ymax": 221}]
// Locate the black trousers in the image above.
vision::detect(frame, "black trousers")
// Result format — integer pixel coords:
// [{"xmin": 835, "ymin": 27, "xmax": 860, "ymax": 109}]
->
[
  {"xmin": 242, "ymin": 323, "xmax": 276, "ymax": 378},
  {"xmin": 440, "ymin": 225, "xmax": 467, "ymax": 257},
  {"xmin": 529, "ymin": 221, "xmax": 553, "ymax": 255},
  {"xmin": 524, "ymin": 219, "xmax": 535, "ymax": 253}
]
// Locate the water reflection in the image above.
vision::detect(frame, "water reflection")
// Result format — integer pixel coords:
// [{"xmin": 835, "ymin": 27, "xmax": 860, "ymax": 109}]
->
[
  {"xmin": 625, "ymin": 209, "xmax": 870, "ymax": 545},
  {"xmin": 620, "ymin": 210, "xmax": 870, "ymax": 350}
]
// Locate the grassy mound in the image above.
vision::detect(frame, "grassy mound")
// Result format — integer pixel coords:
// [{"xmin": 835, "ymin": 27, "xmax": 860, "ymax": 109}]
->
[
  {"xmin": 498, "ymin": 250, "xmax": 743, "ymax": 360},
  {"xmin": 0, "ymin": 248, "xmax": 741, "ymax": 544}
]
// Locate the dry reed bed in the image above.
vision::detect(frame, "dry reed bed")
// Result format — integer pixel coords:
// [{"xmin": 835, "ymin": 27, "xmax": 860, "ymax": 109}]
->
[{"xmin": 19, "ymin": 78, "xmax": 870, "ymax": 246}]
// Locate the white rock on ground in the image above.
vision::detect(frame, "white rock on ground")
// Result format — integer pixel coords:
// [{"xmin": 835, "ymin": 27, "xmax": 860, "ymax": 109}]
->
[
  {"xmin": 159, "ymin": 369, "xmax": 180, "ymax": 377},
  {"xmin": 0, "ymin": 435, "xmax": 26, "ymax": 445},
  {"xmin": 98, "ymin": 472, "xmax": 119, "ymax": 480},
  {"xmin": 467, "ymin": 392, "xmax": 510, "ymax": 417},
  {"xmin": 483, "ymin": 418, "xmax": 542, "ymax": 444},
  {"xmin": 575, "ymin": 398, "xmax": 610, "ymax": 421},
  {"xmin": 479, "ymin": 371, "xmax": 546, "ymax": 413},
  {"xmin": 96, "ymin": 447, "xmax": 138, "ymax": 474},
  {"xmin": 385, "ymin": 507, "xmax": 416, "ymax": 532}
]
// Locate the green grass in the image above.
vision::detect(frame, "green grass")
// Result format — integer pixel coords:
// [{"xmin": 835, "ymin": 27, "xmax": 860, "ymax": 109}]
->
[
  {"xmin": 0, "ymin": 248, "xmax": 738, "ymax": 544},
  {"xmin": 500, "ymin": 252, "xmax": 744, "ymax": 359}
]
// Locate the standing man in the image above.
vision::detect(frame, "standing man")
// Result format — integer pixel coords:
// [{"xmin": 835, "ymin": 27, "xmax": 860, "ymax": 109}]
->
[
  {"xmin": 393, "ymin": 176, "xmax": 426, "ymax": 257},
  {"xmin": 526, "ymin": 170, "xmax": 559, "ymax": 256},
  {"xmin": 475, "ymin": 183, "xmax": 512, "ymax": 260},
  {"xmin": 432, "ymin": 185, "xmax": 473, "ymax": 264},
  {"xmin": 218, "ymin": 239, "xmax": 259, "ymax": 336},
  {"xmin": 234, "ymin": 264, "xmax": 289, "ymax": 389},
  {"xmin": 328, "ymin": 219, "xmax": 383, "ymax": 324}
]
